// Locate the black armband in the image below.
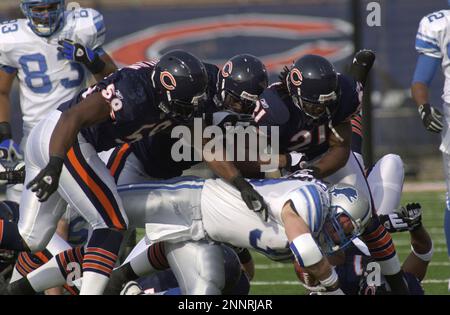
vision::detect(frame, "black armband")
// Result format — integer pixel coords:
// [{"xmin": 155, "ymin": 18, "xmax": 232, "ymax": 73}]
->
[
  {"xmin": 237, "ymin": 248, "xmax": 252, "ymax": 264},
  {"xmin": 48, "ymin": 155, "xmax": 65, "ymax": 172},
  {"xmin": 0, "ymin": 122, "xmax": 12, "ymax": 141},
  {"xmin": 86, "ymin": 54, "xmax": 106, "ymax": 75}
]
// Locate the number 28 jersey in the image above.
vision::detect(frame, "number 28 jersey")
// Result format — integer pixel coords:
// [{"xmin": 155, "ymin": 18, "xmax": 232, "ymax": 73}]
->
[{"xmin": 58, "ymin": 61, "xmax": 174, "ymax": 152}]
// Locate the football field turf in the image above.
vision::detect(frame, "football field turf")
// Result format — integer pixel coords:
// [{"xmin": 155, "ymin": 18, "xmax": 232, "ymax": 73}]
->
[{"xmin": 248, "ymin": 191, "xmax": 450, "ymax": 295}]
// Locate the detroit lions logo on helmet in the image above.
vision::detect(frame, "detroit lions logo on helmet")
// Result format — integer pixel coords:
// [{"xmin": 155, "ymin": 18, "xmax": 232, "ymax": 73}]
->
[{"xmin": 330, "ymin": 187, "xmax": 358, "ymax": 202}]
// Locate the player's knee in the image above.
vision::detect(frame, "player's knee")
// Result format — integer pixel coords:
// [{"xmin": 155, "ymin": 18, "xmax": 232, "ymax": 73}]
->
[
  {"xmin": 381, "ymin": 154, "xmax": 404, "ymax": 178},
  {"xmin": 196, "ymin": 245, "xmax": 225, "ymax": 293}
]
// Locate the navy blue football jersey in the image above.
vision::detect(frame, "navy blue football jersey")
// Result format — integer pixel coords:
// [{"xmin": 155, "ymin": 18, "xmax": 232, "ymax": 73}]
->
[
  {"xmin": 58, "ymin": 61, "xmax": 175, "ymax": 152},
  {"xmin": 336, "ymin": 244, "xmax": 424, "ymax": 295},
  {"xmin": 254, "ymin": 74, "xmax": 361, "ymax": 160},
  {"xmin": 129, "ymin": 62, "xmax": 251, "ymax": 180},
  {"xmin": 351, "ymin": 110, "xmax": 363, "ymax": 154}
]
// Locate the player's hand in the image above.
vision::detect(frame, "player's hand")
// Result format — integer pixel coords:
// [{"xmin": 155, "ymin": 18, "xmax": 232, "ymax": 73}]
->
[
  {"xmin": 286, "ymin": 151, "xmax": 307, "ymax": 172},
  {"xmin": 231, "ymin": 175, "xmax": 269, "ymax": 221},
  {"xmin": 120, "ymin": 281, "xmax": 143, "ymax": 295},
  {"xmin": 58, "ymin": 39, "xmax": 96, "ymax": 66},
  {"xmin": 0, "ymin": 139, "xmax": 23, "ymax": 161},
  {"xmin": 379, "ymin": 203, "xmax": 423, "ymax": 233},
  {"xmin": 379, "ymin": 212, "xmax": 409, "ymax": 233},
  {"xmin": 418, "ymin": 103, "xmax": 443, "ymax": 133},
  {"xmin": 0, "ymin": 161, "xmax": 25, "ymax": 185},
  {"xmin": 26, "ymin": 156, "xmax": 64, "ymax": 202},
  {"xmin": 402, "ymin": 202, "xmax": 423, "ymax": 231}
]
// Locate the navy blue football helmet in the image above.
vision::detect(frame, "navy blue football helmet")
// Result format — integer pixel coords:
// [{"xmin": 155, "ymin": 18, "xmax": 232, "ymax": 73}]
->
[
  {"xmin": 217, "ymin": 54, "xmax": 268, "ymax": 114},
  {"xmin": 21, "ymin": 0, "xmax": 65, "ymax": 37},
  {"xmin": 152, "ymin": 50, "xmax": 208, "ymax": 122},
  {"xmin": 286, "ymin": 55, "xmax": 339, "ymax": 119}
]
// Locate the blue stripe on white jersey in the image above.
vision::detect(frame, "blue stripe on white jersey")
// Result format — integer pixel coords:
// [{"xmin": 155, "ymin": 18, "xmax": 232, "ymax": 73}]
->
[
  {"xmin": 95, "ymin": 19, "xmax": 105, "ymax": 33},
  {"xmin": 0, "ymin": 64, "xmax": 17, "ymax": 74},
  {"xmin": 416, "ymin": 32, "xmax": 439, "ymax": 45},
  {"xmin": 415, "ymin": 38, "xmax": 440, "ymax": 51},
  {"xmin": 306, "ymin": 185, "xmax": 323, "ymax": 233},
  {"xmin": 117, "ymin": 177, "xmax": 205, "ymax": 193},
  {"xmin": 299, "ymin": 189, "xmax": 313, "ymax": 231}
]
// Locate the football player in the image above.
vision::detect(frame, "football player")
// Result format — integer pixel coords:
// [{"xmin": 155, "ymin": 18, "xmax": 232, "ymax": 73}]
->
[
  {"xmin": 298, "ymin": 202, "xmax": 431, "ymax": 295},
  {"xmin": 0, "ymin": 1, "xmax": 118, "ymax": 287},
  {"xmin": 411, "ymin": 3, "xmax": 450, "ymax": 290},
  {"xmin": 0, "ymin": 0, "xmax": 117, "ymax": 202},
  {"xmin": 0, "ymin": 50, "xmax": 209, "ymax": 295},
  {"xmin": 245, "ymin": 54, "xmax": 409, "ymax": 293},
  {"xmin": 0, "ymin": 54, "xmax": 268, "ymax": 294},
  {"xmin": 8, "ymin": 176, "xmax": 372, "ymax": 295},
  {"xmin": 98, "ymin": 53, "xmax": 270, "ymax": 211}
]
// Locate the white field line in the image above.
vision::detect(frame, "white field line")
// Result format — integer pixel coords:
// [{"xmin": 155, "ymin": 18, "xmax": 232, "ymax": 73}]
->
[
  {"xmin": 251, "ymin": 279, "xmax": 450, "ymax": 285},
  {"xmin": 403, "ymin": 182, "xmax": 446, "ymax": 192},
  {"xmin": 255, "ymin": 261, "xmax": 450, "ymax": 270}
]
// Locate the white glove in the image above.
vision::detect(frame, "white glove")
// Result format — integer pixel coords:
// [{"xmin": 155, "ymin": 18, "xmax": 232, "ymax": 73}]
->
[
  {"xmin": 120, "ymin": 281, "xmax": 143, "ymax": 295},
  {"xmin": 286, "ymin": 152, "xmax": 307, "ymax": 172}
]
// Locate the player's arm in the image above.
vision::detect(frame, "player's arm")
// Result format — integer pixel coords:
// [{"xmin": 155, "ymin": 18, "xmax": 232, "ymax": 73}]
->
[
  {"xmin": 201, "ymin": 124, "xmax": 268, "ymax": 220},
  {"xmin": 411, "ymin": 54, "xmax": 443, "ymax": 133},
  {"xmin": 306, "ymin": 121, "xmax": 352, "ymax": 179},
  {"xmin": 411, "ymin": 14, "xmax": 444, "ymax": 133},
  {"xmin": 281, "ymin": 201, "xmax": 343, "ymax": 294},
  {"xmin": 0, "ymin": 69, "xmax": 16, "ymax": 142},
  {"xmin": 26, "ymin": 93, "xmax": 111, "ymax": 202},
  {"xmin": 58, "ymin": 40, "xmax": 118, "ymax": 81}
]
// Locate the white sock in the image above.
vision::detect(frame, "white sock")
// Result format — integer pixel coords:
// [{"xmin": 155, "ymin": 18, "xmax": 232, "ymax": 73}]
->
[
  {"xmin": 79, "ymin": 271, "xmax": 110, "ymax": 295},
  {"xmin": 27, "ymin": 256, "xmax": 66, "ymax": 292},
  {"xmin": 129, "ymin": 243, "xmax": 156, "ymax": 277}
]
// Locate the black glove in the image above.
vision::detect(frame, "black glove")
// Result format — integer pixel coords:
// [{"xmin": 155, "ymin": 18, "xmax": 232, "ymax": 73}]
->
[
  {"xmin": 379, "ymin": 212, "xmax": 409, "ymax": 233},
  {"xmin": 418, "ymin": 103, "xmax": 443, "ymax": 133},
  {"xmin": 0, "ymin": 161, "xmax": 25, "ymax": 185},
  {"xmin": 231, "ymin": 175, "xmax": 268, "ymax": 221},
  {"xmin": 378, "ymin": 202, "xmax": 423, "ymax": 233},
  {"xmin": 349, "ymin": 49, "xmax": 376, "ymax": 87},
  {"xmin": 285, "ymin": 151, "xmax": 307, "ymax": 172},
  {"xmin": 57, "ymin": 39, "xmax": 106, "ymax": 74},
  {"xmin": 0, "ymin": 122, "xmax": 12, "ymax": 145},
  {"xmin": 26, "ymin": 156, "xmax": 64, "ymax": 202},
  {"xmin": 402, "ymin": 202, "xmax": 423, "ymax": 231}
]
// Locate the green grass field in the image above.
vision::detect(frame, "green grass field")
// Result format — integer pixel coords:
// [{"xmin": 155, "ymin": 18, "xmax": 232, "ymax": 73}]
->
[{"xmin": 248, "ymin": 191, "xmax": 450, "ymax": 295}]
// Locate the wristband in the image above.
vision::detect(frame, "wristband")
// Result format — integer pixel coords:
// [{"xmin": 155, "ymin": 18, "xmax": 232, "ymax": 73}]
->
[
  {"xmin": 411, "ymin": 241, "xmax": 434, "ymax": 262},
  {"xmin": 0, "ymin": 122, "xmax": 12, "ymax": 139},
  {"xmin": 319, "ymin": 268, "xmax": 339, "ymax": 288},
  {"xmin": 86, "ymin": 54, "xmax": 106, "ymax": 74}
]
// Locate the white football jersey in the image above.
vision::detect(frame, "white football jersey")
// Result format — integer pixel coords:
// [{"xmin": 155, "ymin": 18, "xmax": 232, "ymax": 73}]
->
[
  {"xmin": 0, "ymin": 8, "xmax": 106, "ymax": 144},
  {"xmin": 201, "ymin": 178, "xmax": 329, "ymax": 261},
  {"xmin": 415, "ymin": 10, "xmax": 450, "ymax": 103}
]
